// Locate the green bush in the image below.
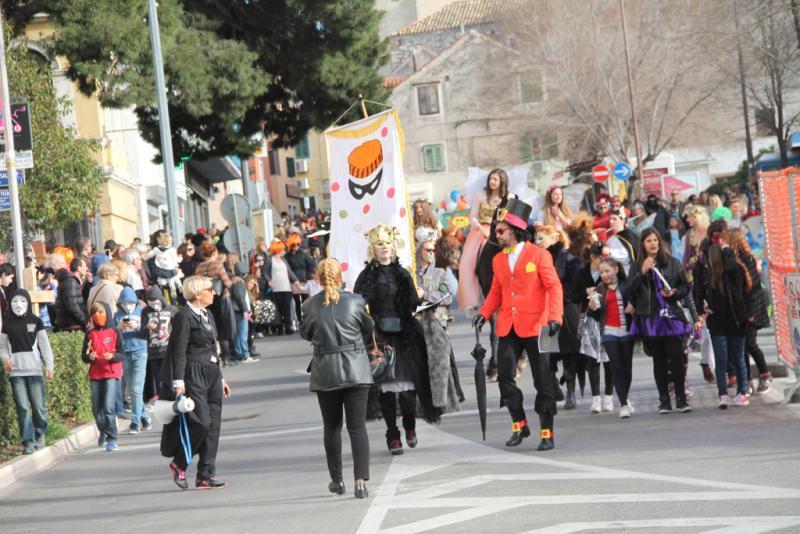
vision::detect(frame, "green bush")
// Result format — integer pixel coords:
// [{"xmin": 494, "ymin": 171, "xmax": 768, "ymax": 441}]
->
[{"xmin": 0, "ymin": 331, "xmax": 92, "ymax": 448}]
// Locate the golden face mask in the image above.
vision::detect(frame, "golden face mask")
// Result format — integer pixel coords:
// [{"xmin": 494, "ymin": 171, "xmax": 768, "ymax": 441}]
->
[{"xmin": 366, "ymin": 224, "xmax": 404, "ymax": 260}]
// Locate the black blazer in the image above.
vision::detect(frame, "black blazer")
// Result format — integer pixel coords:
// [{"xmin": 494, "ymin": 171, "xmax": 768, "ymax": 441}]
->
[{"xmin": 161, "ymin": 306, "xmax": 219, "ymax": 389}]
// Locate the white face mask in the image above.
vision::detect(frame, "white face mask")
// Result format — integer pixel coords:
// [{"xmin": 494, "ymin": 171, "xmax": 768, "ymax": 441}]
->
[
  {"xmin": 10, "ymin": 295, "xmax": 28, "ymax": 317},
  {"xmin": 122, "ymin": 302, "xmax": 136, "ymax": 314},
  {"xmin": 147, "ymin": 300, "xmax": 162, "ymax": 312}
]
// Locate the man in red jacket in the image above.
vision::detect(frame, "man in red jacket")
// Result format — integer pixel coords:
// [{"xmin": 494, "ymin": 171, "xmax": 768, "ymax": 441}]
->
[{"xmin": 472, "ymin": 198, "xmax": 563, "ymax": 451}]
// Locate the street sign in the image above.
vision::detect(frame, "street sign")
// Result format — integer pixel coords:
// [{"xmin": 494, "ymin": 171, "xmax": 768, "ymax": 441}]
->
[
  {"xmin": 220, "ymin": 193, "xmax": 251, "ymax": 224},
  {"xmin": 222, "ymin": 224, "xmax": 254, "ymax": 256},
  {"xmin": 0, "ymin": 150, "xmax": 33, "ymax": 170},
  {"xmin": 642, "ymin": 167, "xmax": 668, "ymax": 196},
  {"xmin": 613, "ymin": 162, "xmax": 632, "ymax": 181},
  {"xmin": 0, "ymin": 103, "xmax": 32, "ymax": 152},
  {"xmin": 592, "ymin": 164, "xmax": 610, "ymax": 182},
  {"xmin": 0, "ymin": 169, "xmax": 24, "ymax": 186},
  {"xmin": 0, "ymin": 188, "xmax": 9, "ymax": 211}
]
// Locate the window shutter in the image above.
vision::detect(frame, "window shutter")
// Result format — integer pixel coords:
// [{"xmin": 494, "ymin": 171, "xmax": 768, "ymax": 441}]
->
[{"xmin": 286, "ymin": 157, "xmax": 296, "ymax": 178}]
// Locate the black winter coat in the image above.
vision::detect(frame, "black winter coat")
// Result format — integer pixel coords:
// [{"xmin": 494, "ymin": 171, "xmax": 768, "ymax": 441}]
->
[
  {"xmin": 285, "ymin": 250, "xmax": 317, "ymax": 283},
  {"xmin": 624, "ymin": 256, "xmax": 689, "ymax": 321},
  {"xmin": 54, "ymin": 269, "xmax": 87, "ymax": 331},
  {"xmin": 160, "ymin": 306, "xmax": 219, "ymax": 391},
  {"xmin": 571, "ymin": 264, "xmax": 600, "ymax": 313},
  {"xmin": 738, "ymin": 252, "xmax": 770, "ymax": 329},
  {"xmin": 301, "ymin": 291, "xmax": 374, "ymax": 391},
  {"xmin": 549, "ymin": 244, "xmax": 581, "ymax": 355},
  {"xmin": 696, "ymin": 248, "xmax": 749, "ymax": 336}
]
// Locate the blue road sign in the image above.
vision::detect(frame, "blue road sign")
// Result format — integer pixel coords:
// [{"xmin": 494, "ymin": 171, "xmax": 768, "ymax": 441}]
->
[
  {"xmin": 0, "ymin": 189, "xmax": 9, "ymax": 211},
  {"xmin": 0, "ymin": 169, "xmax": 24, "ymax": 187},
  {"xmin": 613, "ymin": 162, "xmax": 632, "ymax": 181}
]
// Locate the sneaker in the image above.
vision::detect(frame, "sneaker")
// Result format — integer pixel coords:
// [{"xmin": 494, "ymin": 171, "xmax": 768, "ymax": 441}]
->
[
  {"xmin": 35, "ymin": 436, "xmax": 46, "ymax": 450},
  {"xmin": 128, "ymin": 424, "xmax": 140, "ymax": 435},
  {"xmin": 168, "ymin": 461, "xmax": 188, "ymax": 490},
  {"xmin": 388, "ymin": 439, "xmax": 403, "ymax": 455},
  {"xmin": 405, "ymin": 429, "xmax": 418, "ymax": 449},
  {"xmin": 684, "ymin": 379, "xmax": 694, "ymax": 399},
  {"xmin": 106, "ymin": 441, "xmax": 119, "ymax": 452},
  {"xmin": 242, "ymin": 356, "xmax": 260, "ymax": 363},
  {"xmin": 676, "ymin": 400, "xmax": 692, "ymax": 413},
  {"xmin": 627, "ymin": 400, "xmax": 636, "ymax": 414},
  {"xmin": 22, "ymin": 443, "xmax": 35, "ymax": 455},
  {"xmin": 602, "ymin": 395, "xmax": 614, "ymax": 412},
  {"xmin": 98, "ymin": 434, "xmax": 107, "ymax": 447},
  {"xmin": 756, "ymin": 373, "xmax": 772, "ymax": 395},
  {"xmin": 590, "ymin": 396, "xmax": 602, "ymax": 414},
  {"xmin": 745, "ymin": 383, "xmax": 754, "ymax": 398},
  {"xmin": 658, "ymin": 403, "xmax": 673, "ymax": 415},
  {"xmin": 718, "ymin": 394, "xmax": 730, "ymax": 409},
  {"xmin": 619, "ymin": 405, "xmax": 631, "ymax": 419},
  {"xmin": 196, "ymin": 478, "xmax": 228, "ymax": 489},
  {"xmin": 734, "ymin": 393, "xmax": 750, "ymax": 406},
  {"xmin": 142, "ymin": 419, "xmax": 152, "ymax": 431},
  {"xmin": 563, "ymin": 391, "xmax": 576, "ymax": 410}
]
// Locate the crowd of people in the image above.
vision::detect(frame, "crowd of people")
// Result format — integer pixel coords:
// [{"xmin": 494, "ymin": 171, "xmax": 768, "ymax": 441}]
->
[{"xmin": 0, "ymin": 171, "xmax": 774, "ymax": 498}]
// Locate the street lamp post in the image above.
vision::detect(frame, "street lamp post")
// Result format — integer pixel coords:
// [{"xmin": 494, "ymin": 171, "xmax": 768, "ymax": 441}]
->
[
  {"xmin": 147, "ymin": 0, "xmax": 181, "ymax": 239},
  {"xmin": 619, "ymin": 0, "xmax": 645, "ymax": 195},
  {"xmin": 0, "ymin": 11, "xmax": 25, "ymax": 281}
]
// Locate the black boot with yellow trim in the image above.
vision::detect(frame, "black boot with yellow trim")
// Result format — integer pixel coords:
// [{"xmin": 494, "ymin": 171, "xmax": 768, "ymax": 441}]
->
[
  {"xmin": 505, "ymin": 419, "xmax": 531, "ymax": 447},
  {"xmin": 536, "ymin": 428, "xmax": 554, "ymax": 451}
]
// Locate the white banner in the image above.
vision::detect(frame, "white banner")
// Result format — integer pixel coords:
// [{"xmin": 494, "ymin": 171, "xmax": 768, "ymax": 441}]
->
[{"xmin": 325, "ymin": 109, "xmax": 412, "ymax": 288}]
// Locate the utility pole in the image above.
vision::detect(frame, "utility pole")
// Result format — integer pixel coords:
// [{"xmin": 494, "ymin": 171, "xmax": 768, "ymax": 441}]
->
[
  {"xmin": 734, "ymin": 0, "xmax": 755, "ymax": 178},
  {"xmin": 148, "ymin": 0, "xmax": 181, "ymax": 239},
  {"xmin": 0, "ymin": 11, "xmax": 25, "ymax": 281},
  {"xmin": 619, "ymin": 0, "xmax": 645, "ymax": 195}
]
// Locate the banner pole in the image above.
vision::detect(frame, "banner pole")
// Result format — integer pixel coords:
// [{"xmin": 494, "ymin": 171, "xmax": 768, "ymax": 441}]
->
[{"xmin": 358, "ymin": 94, "xmax": 369, "ymax": 119}]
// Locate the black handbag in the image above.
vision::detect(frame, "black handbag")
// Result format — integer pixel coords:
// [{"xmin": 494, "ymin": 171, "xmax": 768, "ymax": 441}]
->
[
  {"xmin": 378, "ymin": 317, "xmax": 402, "ymax": 333},
  {"xmin": 368, "ymin": 333, "xmax": 396, "ymax": 383},
  {"xmin": 210, "ymin": 278, "xmax": 224, "ymax": 296}
]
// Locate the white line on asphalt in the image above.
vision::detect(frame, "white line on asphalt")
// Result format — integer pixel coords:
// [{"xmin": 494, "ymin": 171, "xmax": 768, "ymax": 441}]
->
[
  {"xmin": 83, "ymin": 424, "xmax": 322, "ymax": 454},
  {"xmin": 521, "ymin": 516, "xmax": 800, "ymax": 534}
]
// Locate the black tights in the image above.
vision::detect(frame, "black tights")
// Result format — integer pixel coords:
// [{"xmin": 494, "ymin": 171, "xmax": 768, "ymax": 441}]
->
[
  {"xmin": 316, "ymin": 387, "xmax": 370, "ymax": 482},
  {"xmin": 586, "ymin": 358, "xmax": 614, "ymax": 397},
  {"xmin": 380, "ymin": 390, "xmax": 416, "ymax": 440},
  {"xmin": 745, "ymin": 327, "xmax": 768, "ymax": 379},
  {"xmin": 645, "ymin": 338, "xmax": 686, "ymax": 404},
  {"xmin": 603, "ymin": 340, "xmax": 634, "ymax": 405}
]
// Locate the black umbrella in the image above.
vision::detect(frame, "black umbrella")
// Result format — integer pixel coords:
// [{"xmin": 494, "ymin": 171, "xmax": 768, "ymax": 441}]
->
[{"xmin": 471, "ymin": 324, "xmax": 488, "ymax": 441}]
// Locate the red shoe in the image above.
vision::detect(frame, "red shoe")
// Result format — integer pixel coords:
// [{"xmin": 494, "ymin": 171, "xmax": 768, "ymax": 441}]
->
[
  {"xmin": 388, "ymin": 438, "xmax": 403, "ymax": 455},
  {"xmin": 196, "ymin": 478, "xmax": 228, "ymax": 489},
  {"xmin": 702, "ymin": 365, "xmax": 714, "ymax": 384},
  {"xmin": 405, "ymin": 430, "xmax": 418, "ymax": 448},
  {"xmin": 168, "ymin": 462, "xmax": 188, "ymax": 490}
]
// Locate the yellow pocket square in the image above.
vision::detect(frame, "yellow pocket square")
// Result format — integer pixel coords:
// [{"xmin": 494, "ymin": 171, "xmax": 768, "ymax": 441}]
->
[{"xmin": 525, "ymin": 262, "xmax": 536, "ymax": 273}]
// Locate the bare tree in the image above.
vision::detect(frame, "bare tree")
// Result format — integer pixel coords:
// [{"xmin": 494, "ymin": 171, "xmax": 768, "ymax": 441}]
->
[{"xmin": 506, "ymin": 0, "xmax": 735, "ymax": 173}]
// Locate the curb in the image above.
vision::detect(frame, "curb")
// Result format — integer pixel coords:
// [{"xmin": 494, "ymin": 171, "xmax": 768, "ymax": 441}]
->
[{"xmin": 0, "ymin": 421, "xmax": 98, "ymax": 493}]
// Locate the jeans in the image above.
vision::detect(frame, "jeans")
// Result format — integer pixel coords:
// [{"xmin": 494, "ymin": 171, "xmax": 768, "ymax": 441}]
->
[
  {"xmin": 233, "ymin": 315, "xmax": 250, "ymax": 358},
  {"xmin": 317, "ymin": 387, "xmax": 370, "ymax": 481},
  {"xmin": 123, "ymin": 350, "xmax": 148, "ymax": 426},
  {"xmin": 9, "ymin": 375, "xmax": 48, "ymax": 446},
  {"xmin": 91, "ymin": 379, "xmax": 119, "ymax": 440},
  {"xmin": 711, "ymin": 335, "xmax": 747, "ymax": 396}
]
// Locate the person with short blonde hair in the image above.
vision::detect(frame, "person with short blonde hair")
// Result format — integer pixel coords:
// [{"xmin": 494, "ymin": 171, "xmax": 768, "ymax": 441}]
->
[
  {"xmin": 182, "ymin": 276, "xmax": 212, "ymax": 301},
  {"xmin": 301, "ymin": 258, "xmax": 375, "ymax": 498},
  {"xmin": 87, "ymin": 263, "xmax": 123, "ymax": 313}
]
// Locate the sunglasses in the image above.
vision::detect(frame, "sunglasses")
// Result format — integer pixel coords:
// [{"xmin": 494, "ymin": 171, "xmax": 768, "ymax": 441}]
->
[
  {"xmin": 495, "ymin": 227, "xmax": 509, "ymax": 236},
  {"xmin": 422, "ymin": 247, "xmax": 435, "ymax": 253}
]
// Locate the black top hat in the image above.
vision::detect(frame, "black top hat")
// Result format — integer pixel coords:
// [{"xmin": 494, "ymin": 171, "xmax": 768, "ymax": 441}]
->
[{"xmin": 496, "ymin": 198, "xmax": 532, "ymax": 231}]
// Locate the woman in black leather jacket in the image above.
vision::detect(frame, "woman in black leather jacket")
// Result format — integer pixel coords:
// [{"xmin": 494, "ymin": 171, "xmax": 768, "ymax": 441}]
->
[
  {"xmin": 625, "ymin": 227, "xmax": 693, "ymax": 414},
  {"xmin": 301, "ymin": 259, "xmax": 374, "ymax": 499}
]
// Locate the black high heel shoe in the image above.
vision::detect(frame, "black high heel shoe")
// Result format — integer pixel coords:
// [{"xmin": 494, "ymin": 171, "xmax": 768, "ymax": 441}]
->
[
  {"xmin": 328, "ymin": 480, "xmax": 345, "ymax": 495},
  {"xmin": 354, "ymin": 482, "xmax": 368, "ymax": 499}
]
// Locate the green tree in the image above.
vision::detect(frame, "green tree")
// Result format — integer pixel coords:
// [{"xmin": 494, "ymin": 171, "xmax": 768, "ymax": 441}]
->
[
  {"xmin": 0, "ymin": 28, "xmax": 104, "ymax": 237},
  {"xmin": 6, "ymin": 0, "xmax": 388, "ymax": 161}
]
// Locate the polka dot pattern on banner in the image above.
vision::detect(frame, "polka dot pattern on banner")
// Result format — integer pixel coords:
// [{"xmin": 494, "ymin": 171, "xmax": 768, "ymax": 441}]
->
[
  {"xmin": 331, "ymin": 182, "xmax": 340, "ymax": 192},
  {"xmin": 363, "ymin": 204, "xmax": 370, "ymax": 214},
  {"xmin": 399, "ymin": 207, "xmax": 406, "ymax": 218},
  {"xmin": 381, "ymin": 127, "xmax": 388, "ymax": 137},
  {"xmin": 386, "ymin": 187, "xmax": 395, "ymax": 198},
  {"xmin": 353, "ymin": 224, "xmax": 362, "ymax": 233},
  {"xmin": 339, "ymin": 210, "xmax": 348, "ymax": 219},
  {"xmin": 341, "ymin": 262, "xmax": 349, "ymax": 272}
]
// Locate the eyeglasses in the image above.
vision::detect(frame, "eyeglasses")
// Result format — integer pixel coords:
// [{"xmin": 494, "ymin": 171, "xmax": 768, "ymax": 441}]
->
[
  {"xmin": 201, "ymin": 287, "xmax": 214, "ymax": 294},
  {"xmin": 422, "ymin": 248, "xmax": 435, "ymax": 253},
  {"xmin": 495, "ymin": 227, "xmax": 509, "ymax": 236}
]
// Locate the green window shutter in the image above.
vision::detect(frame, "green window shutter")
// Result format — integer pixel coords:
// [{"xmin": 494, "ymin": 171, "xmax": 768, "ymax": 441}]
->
[
  {"xmin": 286, "ymin": 156, "xmax": 296, "ymax": 177},
  {"xmin": 520, "ymin": 72, "xmax": 544, "ymax": 104},
  {"xmin": 295, "ymin": 136, "xmax": 310, "ymax": 159},
  {"xmin": 422, "ymin": 144, "xmax": 444, "ymax": 172}
]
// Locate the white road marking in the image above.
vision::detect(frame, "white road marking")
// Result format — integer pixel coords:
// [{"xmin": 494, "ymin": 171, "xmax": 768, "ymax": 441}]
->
[
  {"xmin": 523, "ymin": 516, "xmax": 800, "ymax": 534},
  {"xmin": 357, "ymin": 426, "xmax": 800, "ymax": 534}
]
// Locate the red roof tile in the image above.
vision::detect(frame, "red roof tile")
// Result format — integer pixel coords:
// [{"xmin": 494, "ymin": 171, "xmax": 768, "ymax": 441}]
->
[{"xmin": 393, "ymin": 0, "xmax": 521, "ymax": 36}]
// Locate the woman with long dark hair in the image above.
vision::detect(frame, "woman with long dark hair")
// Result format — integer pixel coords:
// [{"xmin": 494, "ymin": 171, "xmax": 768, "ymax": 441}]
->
[
  {"xmin": 625, "ymin": 228, "xmax": 693, "ymax": 414},
  {"xmin": 697, "ymin": 243, "xmax": 751, "ymax": 408},
  {"xmin": 458, "ymin": 168, "xmax": 509, "ymax": 311},
  {"xmin": 301, "ymin": 259, "xmax": 374, "ymax": 499},
  {"xmin": 725, "ymin": 228, "xmax": 772, "ymax": 394}
]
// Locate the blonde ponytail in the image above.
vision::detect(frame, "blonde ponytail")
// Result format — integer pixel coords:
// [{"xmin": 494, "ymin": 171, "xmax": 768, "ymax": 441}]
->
[{"xmin": 317, "ymin": 258, "xmax": 342, "ymax": 306}]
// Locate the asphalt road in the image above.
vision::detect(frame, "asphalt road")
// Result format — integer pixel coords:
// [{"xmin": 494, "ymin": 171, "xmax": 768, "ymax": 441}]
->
[{"xmin": 1, "ymin": 318, "xmax": 799, "ymax": 534}]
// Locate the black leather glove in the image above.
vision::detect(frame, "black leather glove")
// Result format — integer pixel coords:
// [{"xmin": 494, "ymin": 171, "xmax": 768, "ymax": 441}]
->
[
  {"xmin": 548, "ymin": 321, "xmax": 561, "ymax": 336},
  {"xmin": 472, "ymin": 314, "xmax": 486, "ymax": 331}
]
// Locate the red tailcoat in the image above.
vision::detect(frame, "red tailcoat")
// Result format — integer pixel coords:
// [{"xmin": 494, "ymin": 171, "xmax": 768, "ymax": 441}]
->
[{"xmin": 478, "ymin": 242, "xmax": 564, "ymax": 338}]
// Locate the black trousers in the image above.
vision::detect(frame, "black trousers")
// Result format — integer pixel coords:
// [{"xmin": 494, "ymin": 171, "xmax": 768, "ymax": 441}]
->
[
  {"xmin": 272, "ymin": 292, "xmax": 293, "ymax": 333},
  {"xmin": 603, "ymin": 340, "xmax": 634, "ymax": 405},
  {"xmin": 498, "ymin": 328, "xmax": 555, "ymax": 430},
  {"xmin": 745, "ymin": 326, "xmax": 768, "ymax": 378},
  {"xmin": 173, "ymin": 362, "xmax": 223, "ymax": 480},
  {"xmin": 292, "ymin": 293, "xmax": 308, "ymax": 325},
  {"xmin": 316, "ymin": 387, "xmax": 370, "ymax": 482},
  {"xmin": 586, "ymin": 357, "xmax": 615, "ymax": 397},
  {"xmin": 551, "ymin": 354, "xmax": 578, "ymax": 392},
  {"xmin": 380, "ymin": 390, "xmax": 416, "ymax": 439},
  {"xmin": 644, "ymin": 338, "xmax": 686, "ymax": 404}
]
